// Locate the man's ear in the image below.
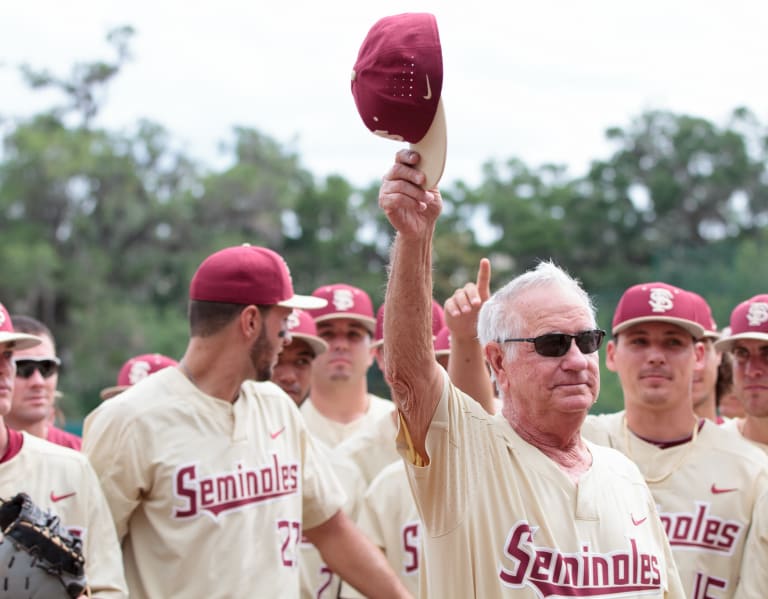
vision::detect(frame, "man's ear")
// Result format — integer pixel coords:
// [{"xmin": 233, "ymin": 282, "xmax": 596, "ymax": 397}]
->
[
  {"xmin": 605, "ymin": 339, "xmax": 618, "ymax": 373},
  {"xmin": 239, "ymin": 305, "xmax": 263, "ymax": 340}
]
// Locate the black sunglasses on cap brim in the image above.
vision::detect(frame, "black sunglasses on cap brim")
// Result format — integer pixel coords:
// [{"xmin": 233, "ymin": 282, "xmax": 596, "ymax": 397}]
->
[
  {"xmin": 499, "ymin": 329, "xmax": 606, "ymax": 357},
  {"xmin": 15, "ymin": 357, "xmax": 61, "ymax": 379}
]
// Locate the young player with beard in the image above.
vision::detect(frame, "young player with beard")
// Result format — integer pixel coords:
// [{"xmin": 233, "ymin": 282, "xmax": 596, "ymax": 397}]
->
[{"xmin": 83, "ymin": 245, "xmax": 409, "ymax": 599}]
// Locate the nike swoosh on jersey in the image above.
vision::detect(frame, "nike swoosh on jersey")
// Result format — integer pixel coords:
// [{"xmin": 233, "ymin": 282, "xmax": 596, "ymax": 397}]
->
[
  {"xmin": 711, "ymin": 484, "xmax": 738, "ymax": 494},
  {"xmin": 631, "ymin": 515, "xmax": 647, "ymax": 526},
  {"xmin": 50, "ymin": 491, "xmax": 77, "ymax": 502},
  {"xmin": 270, "ymin": 426, "xmax": 286, "ymax": 440},
  {"xmin": 423, "ymin": 75, "xmax": 432, "ymax": 100}
]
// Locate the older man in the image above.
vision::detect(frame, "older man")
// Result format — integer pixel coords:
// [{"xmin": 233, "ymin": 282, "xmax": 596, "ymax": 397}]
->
[
  {"xmin": 582, "ymin": 283, "xmax": 768, "ymax": 598},
  {"xmin": 0, "ymin": 303, "xmax": 127, "ymax": 597},
  {"xmin": 379, "ymin": 150, "xmax": 682, "ymax": 598}
]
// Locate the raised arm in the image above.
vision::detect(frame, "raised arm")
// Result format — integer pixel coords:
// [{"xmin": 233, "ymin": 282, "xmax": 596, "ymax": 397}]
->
[
  {"xmin": 379, "ymin": 150, "xmax": 444, "ymax": 463},
  {"xmin": 445, "ymin": 258, "xmax": 496, "ymax": 413}
]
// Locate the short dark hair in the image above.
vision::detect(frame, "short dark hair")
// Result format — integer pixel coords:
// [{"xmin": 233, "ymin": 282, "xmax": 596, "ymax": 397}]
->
[
  {"xmin": 10, "ymin": 315, "xmax": 55, "ymax": 349},
  {"xmin": 715, "ymin": 351, "xmax": 734, "ymax": 407},
  {"xmin": 188, "ymin": 301, "xmax": 273, "ymax": 337}
]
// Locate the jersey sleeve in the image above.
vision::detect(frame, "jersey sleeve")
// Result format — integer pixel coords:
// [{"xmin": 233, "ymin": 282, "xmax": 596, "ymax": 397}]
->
[
  {"xmin": 299, "ymin": 426, "xmax": 346, "ymax": 530},
  {"xmin": 735, "ymin": 490, "xmax": 768, "ymax": 599},
  {"xmin": 82, "ymin": 399, "xmax": 153, "ymax": 542}
]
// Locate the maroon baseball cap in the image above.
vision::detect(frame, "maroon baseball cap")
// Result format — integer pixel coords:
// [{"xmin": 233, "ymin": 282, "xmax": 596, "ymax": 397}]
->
[
  {"xmin": 612, "ymin": 282, "xmax": 705, "ymax": 338},
  {"xmin": 0, "ymin": 303, "xmax": 41, "ymax": 350},
  {"xmin": 434, "ymin": 325, "xmax": 451, "ymax": 358},
  {"xmin": 100, "ymin": 353, "xmax": 179, "ymax": 400},
  {"xmin": 351, "ymin": 12, "xmax": 446, "ymax": 189},
  {"xmin": 190, "ymin": 245, "xmax": 326, "ymax": 310},
  {"xmin": 311, "ymin": 284, "xmax": 377, "ymax": 335},
  {"xmin": 286, "ymin": 309, "xmax": 328, "ymax": 357},
  {"xmin": 372, "ymin": 298, "xmax": 446, "ymax": 348},
  {"xmin": 688, "ymin": 291, "xmax": 720, "ymax": 340},
  {"xmin": 714, "ymin": 294, "xmax": 768, "ymax": 352}
]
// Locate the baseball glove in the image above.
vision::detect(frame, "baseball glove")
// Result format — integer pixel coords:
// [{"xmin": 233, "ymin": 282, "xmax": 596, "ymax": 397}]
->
[{"xmin": 0, "ymin": 492, "xmax": 89, "ymax": 598}]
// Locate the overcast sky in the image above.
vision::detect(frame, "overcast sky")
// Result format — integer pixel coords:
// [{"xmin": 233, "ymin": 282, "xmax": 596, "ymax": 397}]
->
[{"xmin": 2, "ymin": 0, "xmax": 767, "ymax": 188}]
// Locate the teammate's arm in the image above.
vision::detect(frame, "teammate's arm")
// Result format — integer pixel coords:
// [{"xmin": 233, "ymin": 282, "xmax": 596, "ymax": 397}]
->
[
  {"xmin": 379, "ymin": 150, "xmax": 445, "ymax": 463},
  {"xmin": 305, "ymin": 509, "xmax": 412, "ymax": 599},
  {"xmin": 445, "ymin": 257, "xmax": 496, "ymax": 413}
]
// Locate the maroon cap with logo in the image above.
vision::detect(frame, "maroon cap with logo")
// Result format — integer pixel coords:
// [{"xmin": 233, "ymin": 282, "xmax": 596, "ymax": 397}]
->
[
  {"xmin": 100, "ymin": 353, "xmax": 179, "ymax": 400},
  {"xmin": 688, "ymin": 291, "xmax": 719, "ymax": 340},
  {"xmin": 351, "ymin": 12, "xmax": 446, "ymax": 189},
  {"xmin": 714, "ymin": 294, "xmax": 768, "ymax": 352},
  {"xmin": 190, "ymin": 245, "xmax": 326, "ymax": 310},
  {"xmin": 286, "ymin": 309, "xmax": 328, "ymax": 357},
  {"xmin": 311, "ymin": 284, "xmax": 377, "ymax": 335},
  {"xmin": 373, "ymin": 298, "xmax": 446, "ymax": 348},
  {"xmin": 0, "ymin": 303, "xmax": 41, "ymax": 350},
  {"xmin": 612, "ymin": 282, "xmax": 705, "ymax": 338}
]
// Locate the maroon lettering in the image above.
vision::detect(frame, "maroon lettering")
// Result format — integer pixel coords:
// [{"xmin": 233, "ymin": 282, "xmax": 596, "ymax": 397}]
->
[
  {"xmin": 498, "ymin": 521, "xmax": 665, "ymax": 597},
  {"xmin": 172, "ymin": 455, "xmax": 300, "ymax": 520},
  {"xmin": 402, "ymin": 522, "xmax": 420, "ymax": 574},
  {"xmin": 659, "ymin": 502, "xmax": 743, "ymax": 554}
]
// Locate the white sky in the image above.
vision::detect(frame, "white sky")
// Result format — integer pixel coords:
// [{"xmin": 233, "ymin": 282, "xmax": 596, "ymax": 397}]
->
[{"xmin": 2, "ymin": 0, "xmax": 767, "ymax": 188}]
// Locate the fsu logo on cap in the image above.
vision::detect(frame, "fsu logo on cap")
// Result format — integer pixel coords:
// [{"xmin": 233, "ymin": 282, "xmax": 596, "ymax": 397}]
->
[
  {"xmin": 0, "ymin": 306, "xmax": 5, "ymax": 328},
  {"xmin": 746, "ymin": 302, "xmax": 768, "ymax": 327},
  {"xmin": 332, "ymin": 289, "xmax": 356, "ymax": 312},
  {"xmin": 287, "ymin": 311, "xmax": 301, "ymax": 331},
  {"xmin": 128, "ymin": 361, "xmax": 152, "ymax": 385},
  {"xmin": 649, "ymin": 288, "xmax": 674, "ymax": 313}
]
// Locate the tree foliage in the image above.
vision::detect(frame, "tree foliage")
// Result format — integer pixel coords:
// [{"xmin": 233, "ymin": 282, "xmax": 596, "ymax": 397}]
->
[{"xmin": 2, "ymin": 28, "xmax": 768, "ymax": 419}]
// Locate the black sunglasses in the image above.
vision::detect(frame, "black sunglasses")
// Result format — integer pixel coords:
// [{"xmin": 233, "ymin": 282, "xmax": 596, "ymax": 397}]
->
[
  {"xmin": 15, "ymin": 358, "xmax": 61, "ymax": 379},
  {"xmin": 500, "ymin": 329, "xmax": 606, "ymax": 357}
]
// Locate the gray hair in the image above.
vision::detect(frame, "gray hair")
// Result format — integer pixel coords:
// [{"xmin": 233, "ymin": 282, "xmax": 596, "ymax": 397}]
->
[{"xmin": 477, "ymin": 261, "xmax": 596, "ymax": 362}]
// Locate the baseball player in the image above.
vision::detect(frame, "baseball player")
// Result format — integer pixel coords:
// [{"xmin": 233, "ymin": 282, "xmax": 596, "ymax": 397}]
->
[
  {"xmin": 581, "ymin": 282, "xmax": 768, "ymax": 598},
  {"xmin": 7, "ymin": 315, "xmax": 82, "ymax": 449},
  {"xmin": 339, "ymin": 459, "xmax": 422, "ymax": 598},
  {"xmin": 688, "ymin": 292, "xmax": 725, "ymax": 423},
  {"xmin": 714, "ymin": 294, "xmax": 768, "ymax": 453},
  {"xmin": 300, "ymin": 283, "xmax": 394, "ymax": 448},
  {"xmin": 0, "ymin": 303, "xmax": 128, "ymax": 597},
  {"xmin": 379, "ymin": 149, "xmax": 683, "ymax": 598},
  {"xmin": 271, "ymin": 308, "xmax": 327, "ymax": 407},
  {"xmin": 99, "ymin": 352, "xmax": 179, "ymax": 400},
  {"xmin": 82, "ymin": 246, "xmax": 410, "ymax": 599}
]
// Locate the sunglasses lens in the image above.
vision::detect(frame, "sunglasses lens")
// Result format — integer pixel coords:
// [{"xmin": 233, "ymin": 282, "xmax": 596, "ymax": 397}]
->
[
  {"xmin": 15, "ymin": 360, "xmax": 58, "ymax": 378},
  {"xmin": 534, "ymin": 334, "xmax": 570, "ymax": 357},
  {"xmin": 576, "ymin": 330, "xmax": 604, "ymax": 354}
]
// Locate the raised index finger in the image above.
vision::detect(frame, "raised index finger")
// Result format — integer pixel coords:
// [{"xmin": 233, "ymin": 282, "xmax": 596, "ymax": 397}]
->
[{"xmin": 476, "ymin": 258, "xmax": 492, "ymax": 301}]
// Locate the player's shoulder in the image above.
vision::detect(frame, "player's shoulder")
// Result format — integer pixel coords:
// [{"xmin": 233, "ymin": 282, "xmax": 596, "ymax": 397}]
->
[
  {"xmin": 367, "ymin": 393, "xmax": 395, "ymax": 414},
  {"xmin": 21, "ymin": 433, "xmax": 91, "ymax": 468},
  {"xmin": 369, "ymin": 458, "xmax": 406, "ymax": 487},
  {"xmin": 701, "ymin": 419, "xmax": 768, "ymax": 468},
  {"xmin": 581, "ymin": 410, "xmax": 624, "ymax": 443}
]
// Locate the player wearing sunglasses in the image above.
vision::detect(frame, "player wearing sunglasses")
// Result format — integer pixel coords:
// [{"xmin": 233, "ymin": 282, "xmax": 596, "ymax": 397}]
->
[{"xmin": 7, "ymin": 315, "xmax": 81, "ymax": 450}]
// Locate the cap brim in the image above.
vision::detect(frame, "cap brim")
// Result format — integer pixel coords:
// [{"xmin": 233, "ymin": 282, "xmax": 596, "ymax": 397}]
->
[
  {"xmin": 0, "ymin": 332, "xmax": 42, "ymax": 351},
  {"xmin": 99, "ymin": 385, "xmax": 129, "ymax": 401},
  {"xmin": 290, "ymin": 334, "xmax": 328, "ymax": 357},
  {"xmin": 410, "ymin": 98, "xmax": 446, "ymax": 190},
  {"xmin": 277, "ymin": 295, "xmax": 328, "ymax": 310},
  {"xmin": 314, "ymin": 313, "xmax": 377, "ymax": 336},
  {"xmin": 714, "ymin": 332, "xmax": 768, "ymax": 353},
  {"xmin": 612, "ymin": 317, "xmax": 705, "ymax": 339}
]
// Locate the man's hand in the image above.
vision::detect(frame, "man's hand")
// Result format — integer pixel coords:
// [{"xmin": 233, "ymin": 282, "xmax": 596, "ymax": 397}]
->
[
  {"xmin": 445, "ymin": 258, "xmax": 491, "ymax": 342},
  {"xmin": 379, "ymin": 150, "xmax": 442, "ymax": 237}
]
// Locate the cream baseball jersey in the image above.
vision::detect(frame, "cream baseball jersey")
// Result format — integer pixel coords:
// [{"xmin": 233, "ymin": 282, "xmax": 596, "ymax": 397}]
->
[
  {"xmin": 335, "ymin": 410, "xmax": 400, "ymax": 486},
  {"xmin": 582, "ymin": 411, "xmax": 768, "ymax": 599},
  {"xmin": 0, "ymin": 430, "xmax": 128, "ymax": 598},
  {"xmin": 733, "ymin": 489, "xmax": 768, "ymax": 599},
  {"xmin": 340, "ymin": 459, "xmax": 421, "ymax": 599},
  {"xmin": 399, "ymin": 370, "xmax": 683, "ymax": 598},
  {"xmin": 82, "ymin": 370, "xmax": 345, "ymax": 599},
  {"xmin": 720, "ymin": 417, "xmax": 768, "ymax": 455},
  {"xmin": 299, "ymin": 439, "xmax": 366, "ymax": 599},
  {"xmin": 300, "ymin": 393, "xmax": 394, "ymax": 448}
]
